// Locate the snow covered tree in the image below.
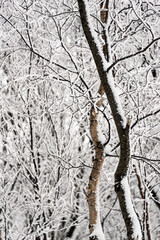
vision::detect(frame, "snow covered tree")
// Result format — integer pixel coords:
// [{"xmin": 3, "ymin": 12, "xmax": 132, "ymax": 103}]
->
[{"xmin": 0, "ymin": 0, "xmax": 160, "ymax": 239}]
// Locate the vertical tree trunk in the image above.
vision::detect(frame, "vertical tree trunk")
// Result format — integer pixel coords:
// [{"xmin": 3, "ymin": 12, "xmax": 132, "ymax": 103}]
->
[
  {"xmin": 87, "ymin": 84, "xmax": 105, "ymax": 239},
  {"xmin": 86, "ymin": 1, "xmax": 109, "ymax": 238}
]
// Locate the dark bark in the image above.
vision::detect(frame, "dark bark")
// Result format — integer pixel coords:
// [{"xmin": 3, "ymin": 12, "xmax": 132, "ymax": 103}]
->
[
  {"xmin": 65, "ymin": 215, "xmax": 77, "ymax": 238},
  {"xmin": 114, "ymin": 120, "xmax": 141, "ymax": 240}
]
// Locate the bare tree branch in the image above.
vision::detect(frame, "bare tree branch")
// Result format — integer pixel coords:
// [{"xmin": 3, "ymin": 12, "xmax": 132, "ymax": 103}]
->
[{"xmin": 107, "ymin": 37, "xmax": 160, "ymax": 72}]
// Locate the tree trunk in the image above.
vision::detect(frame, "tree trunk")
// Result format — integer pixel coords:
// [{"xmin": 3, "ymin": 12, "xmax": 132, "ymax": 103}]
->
[
  {"xmin": 86, "ymin": 1, "xmax": 109, "ymax": 238},
  {"xmin": 87, "ymin": 84, "xmax": 105, "ymax": 239}
]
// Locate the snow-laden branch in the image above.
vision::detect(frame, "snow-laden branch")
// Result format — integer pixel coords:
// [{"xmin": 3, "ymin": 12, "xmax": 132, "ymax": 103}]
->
[
  {"xmin": 107, "ymin": 37, "xmax": 160, "ymax": 72},
  {"xmin": 0, "ymin": 14, "xmax": 79, "ymax": 74}
]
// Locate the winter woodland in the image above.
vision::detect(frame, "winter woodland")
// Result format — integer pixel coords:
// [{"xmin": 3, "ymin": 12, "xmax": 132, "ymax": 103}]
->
[{"xmin": 0, "ymin": 0, "xmax": 160, "ymax": 239}]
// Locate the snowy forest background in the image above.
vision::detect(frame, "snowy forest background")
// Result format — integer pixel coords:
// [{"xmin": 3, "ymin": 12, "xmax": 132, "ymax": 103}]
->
[{"xmin": 0, "ymin": 0, "xmax": 160, "ymax": 239}]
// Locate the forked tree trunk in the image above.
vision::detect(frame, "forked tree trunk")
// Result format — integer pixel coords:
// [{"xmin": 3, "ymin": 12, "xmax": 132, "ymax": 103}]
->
[{"xmin": 77, "ymin": 0, "xmax": 142, "ymax": 239}]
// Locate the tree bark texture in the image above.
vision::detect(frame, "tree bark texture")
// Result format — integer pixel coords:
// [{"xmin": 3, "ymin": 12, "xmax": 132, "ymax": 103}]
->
[{"xmin": 87, "ymin": 84, "xmax": 105, "ymax": 238}]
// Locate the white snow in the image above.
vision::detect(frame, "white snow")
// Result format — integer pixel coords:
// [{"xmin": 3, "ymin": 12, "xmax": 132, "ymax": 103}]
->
[{"xmin": 121, "ymin": 176, "xmax": 142, "ymax": 240}]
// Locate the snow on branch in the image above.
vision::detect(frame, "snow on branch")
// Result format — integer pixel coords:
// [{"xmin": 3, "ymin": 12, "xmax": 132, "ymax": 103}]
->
[{"xmin": 107, "ymin": 37, "xmax": 160, "ymax": 72}]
